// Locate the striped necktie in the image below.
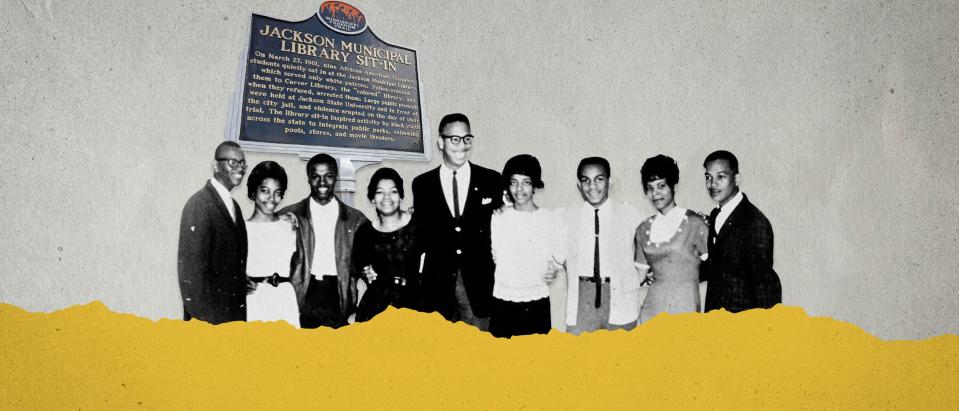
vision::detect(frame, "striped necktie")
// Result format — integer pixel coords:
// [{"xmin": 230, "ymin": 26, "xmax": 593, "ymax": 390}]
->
[{"xmin": 593, "ymin": 208, "xmax": 601, "ymax": 308}]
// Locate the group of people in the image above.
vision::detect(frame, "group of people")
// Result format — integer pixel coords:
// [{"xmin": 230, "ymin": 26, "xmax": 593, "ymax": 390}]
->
[{"xmin": 177, "ymin": 113, "xmax": 782, "ymax": 337}]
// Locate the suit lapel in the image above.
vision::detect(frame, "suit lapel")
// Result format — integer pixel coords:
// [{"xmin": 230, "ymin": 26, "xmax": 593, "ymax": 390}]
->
[
  {"xmin": 301, "ymin": 198, "xmax": 315, "ymax": 271},
  {"xmin": 232, "ymin": 199, "xmax": 247, "ymax": 239},
  {"xmin": 716, "ymin": 195, "xmax": 750, "ymax": 244},
  {"xmin": 432, "ymin": 167, "xmax": 456, "ymax": 221},
  {"xmin": 333, "ymin": 200, "xmax": 346, "ymax": 266},
  {"xmin": 708, "ymin": 207, "xmax": 720, "ymax": 247},
  {"xmin": 461, "ymin": 163, "xmax": 478, "ymax": 218},
  {"xmin": 204, "ymin": 182, "xmax": 239, "ymax": 232}
]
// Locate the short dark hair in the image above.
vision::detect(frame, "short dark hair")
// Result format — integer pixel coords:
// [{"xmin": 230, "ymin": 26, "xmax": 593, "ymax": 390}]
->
[
  {"xmin": 306, "ymin": 153, "xmax": 338, "ymax": 176},
  {"xmin": 246, "ymin": 161, "xmax": 288, "ymax": 200},
  {"xmin": 641, "ymin": 154, "xmax": 680, "ymax": 190},
  {"xmin": 703, "ymin": 150, "xmax": 739, "ymax": 174},
  {"xmin": 502, "ymin": 154, "xmax": 544, "ymax": 203},
  {"xmin": 366, "ymin": 167, "xmax": 405, "ymax": 201},
  {"xmin": 214, "ymin": 141, "xmax": 241, "ymax": 158},
  {"xmin": 577, "ymin": 156, "xmax": 611, "ymax": 178},
  {"xmin": 438, "ymin": 113, "xmax": 470, "ymax": 133}
]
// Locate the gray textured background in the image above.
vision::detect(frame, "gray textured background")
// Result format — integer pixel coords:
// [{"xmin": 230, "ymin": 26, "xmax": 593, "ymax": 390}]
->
[{"xmin": 1, "ymin": 0, "xmax": 956, "ymax": 339}]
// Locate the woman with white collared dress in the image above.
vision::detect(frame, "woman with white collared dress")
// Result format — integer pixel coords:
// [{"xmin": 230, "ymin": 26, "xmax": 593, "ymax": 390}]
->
[{"xmin": 634, "ymin": 155, "xmax": 709, "ymax": 323}]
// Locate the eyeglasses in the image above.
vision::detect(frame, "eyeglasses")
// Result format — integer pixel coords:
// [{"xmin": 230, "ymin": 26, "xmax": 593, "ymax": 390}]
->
[
  {"xmin": 216, "ymin": 158, "xmax": 247, "ymax": 168},
  {"xmin": 440, "ymin": 134, "xmax": 474, "ymax": 145}
]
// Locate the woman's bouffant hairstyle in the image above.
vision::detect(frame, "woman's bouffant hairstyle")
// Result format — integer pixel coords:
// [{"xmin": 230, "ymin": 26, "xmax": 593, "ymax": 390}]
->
[
  {"xmin": 640, "ymin": 154, "xmax": 680, "ymax": 190},
  {"xmin": 366, "ymin": 167, "xmax": 405, "ymax": 201},
  {"xmin": 501, "ymin": 154, "xmax": 545, "ymax": 204},
  {"xmin": 502, "ymin": 154, "xmax": 544, "ymax": 188},
  {"xmin": 246, "ymin": 161, "xmax": 288, "ymax": 200}
]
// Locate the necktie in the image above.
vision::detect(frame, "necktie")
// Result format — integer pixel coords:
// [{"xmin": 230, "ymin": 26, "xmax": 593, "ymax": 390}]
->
[
  {"xmin": 452, "ymin": 171, "xmax": 461, "ymax": 219},
  {"xmin": 593, "ymin": 208, "xmax": 601, "ymax": 308}
]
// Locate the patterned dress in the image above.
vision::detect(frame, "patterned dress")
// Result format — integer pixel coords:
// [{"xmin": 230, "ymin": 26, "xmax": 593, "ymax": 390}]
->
[{"xmin": 634, "ymin": 208, "xmax": 708, "ymax": 323}]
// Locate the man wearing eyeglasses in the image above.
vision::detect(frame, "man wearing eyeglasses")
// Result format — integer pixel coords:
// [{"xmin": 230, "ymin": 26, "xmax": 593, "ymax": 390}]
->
[
  {"xmin": 177, "ymin": 141, "xmax": 249, "ymax": 324},
  {"xmin": 412, "ymin": 113, "xmax": 503, "ymax": 331}
]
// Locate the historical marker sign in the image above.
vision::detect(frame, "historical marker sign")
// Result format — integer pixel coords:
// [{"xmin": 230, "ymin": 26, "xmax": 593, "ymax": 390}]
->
[{"xmin": 231, "ymin": 1, "xmax": 428, "ymax": 160}]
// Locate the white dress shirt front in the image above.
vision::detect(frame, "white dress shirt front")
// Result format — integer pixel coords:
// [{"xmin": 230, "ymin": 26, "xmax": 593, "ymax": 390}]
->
[
  {"xmin": 561, "ymin": 200, "xmax": 643, "ymax": 326},
  {"xmin": 309, "ymin": 197, "xmax": 339, "ymax": 277},
  {"xmin": 439, "ymin": 162, "xmax": 471, "ymax": 217},
  {"xmin": 209, "ymin": 178, "xmax": 236, "ymax": 222},
  {"xmin": 714, "ymin": 191, "xmax": 744, "ymax": 234}
]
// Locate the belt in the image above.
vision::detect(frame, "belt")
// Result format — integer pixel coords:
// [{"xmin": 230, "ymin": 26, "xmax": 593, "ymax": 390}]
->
[
  {"xmin": 579, "ymin": 276, "xmax": 610, "ymax": 283},
  {"xmin": 249, "ymin": 273, "xmax": 291, "ymax": 287}
]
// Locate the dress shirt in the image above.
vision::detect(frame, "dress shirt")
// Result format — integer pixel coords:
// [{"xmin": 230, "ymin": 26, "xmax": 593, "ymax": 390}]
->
[
  {"xmin": 309, "ymin": 197, "xmax": 339, "ymax": 277},
  {"xmin": 561, "ymin": 200, "xmax": 642, "ymax": 326},
  {"xmin": 573, "ymin": 202, "xmax": 614, "ymax": 280},
  {"xmin": 714, "ymin": 191, "xmax": 744, "ymax": 235},
  {"xmin": 439, "ymin": 162, "xmax": 471, "ymax": 217},
  {"xmin": 208, "ymin": 178, "xmax": 236, "ymax": 222}
]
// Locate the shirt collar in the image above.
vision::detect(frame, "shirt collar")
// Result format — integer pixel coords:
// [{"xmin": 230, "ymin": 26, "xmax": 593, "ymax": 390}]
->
[
  {"xmin": 208, "ymin": 178, "xmax": 233, "ymax": 202},
  {"xmin": 440, "ymin": 161, "xmax": 471, "ymax": 177},
  {"xmin": 309, "ymin": 196, "xmax": 339, "ymax": 213},
  {"xmin": 583, "ymin": 199, "xmax": 609, "ymax": 214},
  {"xmin": 720, "ymin": 191, "xmax": 744, "ymax": 213}
]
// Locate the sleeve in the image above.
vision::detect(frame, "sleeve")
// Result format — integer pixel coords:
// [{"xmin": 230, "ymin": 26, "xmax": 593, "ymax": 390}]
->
[
  {"xmin": 548, "ymin": 211, "xmax": 567, "ymax": 265},
  {"xmin": 488, "ymin": 169, "xmax": 505, "ymax": 209},
  {"xmin": 552, "ymin": 207, "xmax": 570, "ymax": 267},
  {"xmin": 176, "ymin": 197, "xmax": 212, "ymax": 321},
  {"xmin": 490, "ymin": 212, "xmax": 503, "ymax": 264},
  {"xmin": 402, "ymin": 217, "xmax": 422, "ymax": 280},
  {"xmin": 746, "ymin": 217, "xmax": 781, "ymax": 308},
  {"xmin": 351, "ymin": 223, "xmax": 370, "ymax": 279},
  {"xmin": 410, "ymin": 177, "xmax": 428, "ymax": 257},
  {"xmin": 698, "ymin": 213, "xmax": 712, "ymax": 283},
  {"xmin": 633, "ymin": 221, "xmax": 650, "ymax": 269},
  {"xmin": 289, "ymin": 225, "xmax": 309, "ymax": 309},
  {"xmin": 692, "ymin": 215, "xmax": 709, "ymax": 260}
]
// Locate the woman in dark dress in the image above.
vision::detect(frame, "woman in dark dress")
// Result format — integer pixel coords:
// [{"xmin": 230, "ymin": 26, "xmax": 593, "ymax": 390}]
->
[{"xmin": 351, "ymin": 168, "xmax": 420, "ymax": 322}]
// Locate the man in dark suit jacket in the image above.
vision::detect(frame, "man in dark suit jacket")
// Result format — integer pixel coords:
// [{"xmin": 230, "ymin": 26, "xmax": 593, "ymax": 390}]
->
[
  {"xmin": 412, "ymin": 113, "xmax": 502, "ymax": 331},
  {"xmin": 702, "ymin": 150, "xmax": 782, "ymax": 312},
  {"xmin": 177, "ymin": 141, "xmax": 249, "ymax": 324},
  {"xmin": 278, "ymin": 153, "xmax": 367, "ymax": 329}
]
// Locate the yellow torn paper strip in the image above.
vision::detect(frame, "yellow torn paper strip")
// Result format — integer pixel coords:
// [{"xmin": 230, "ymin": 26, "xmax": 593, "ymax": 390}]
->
[{"xmin": 0, "ymin": 302, "xmax": 956, "ymax": 408}]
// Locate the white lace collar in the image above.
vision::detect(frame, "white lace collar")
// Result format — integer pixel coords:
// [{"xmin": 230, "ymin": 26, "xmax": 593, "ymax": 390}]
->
[{"xmin": 648, "ymin": 206, "xmax": 687, "ymax": 244}]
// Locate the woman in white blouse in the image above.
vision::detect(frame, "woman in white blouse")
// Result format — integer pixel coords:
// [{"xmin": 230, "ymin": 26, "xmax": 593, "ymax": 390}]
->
[
  {"xmin": 489, "ymin": 154, "xmax": 565, "ymax": 338},
  {"xmin": 633, "ymin": 155, "xmax": 709, "ymax": 323}
]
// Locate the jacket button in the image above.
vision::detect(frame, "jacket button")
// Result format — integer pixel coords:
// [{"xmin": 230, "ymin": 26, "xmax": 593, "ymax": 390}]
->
[
  {"xmin": 456, "ymin": 249, "xmax": 462, "ymax": 255},
  {"xmin": 455, "ymin": 227, "xmax": 461, "ymax": 232}
]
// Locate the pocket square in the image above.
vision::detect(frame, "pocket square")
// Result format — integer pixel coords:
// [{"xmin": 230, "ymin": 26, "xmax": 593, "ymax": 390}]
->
[{"xmin": 482, "ymin": 197, "xmax": 492, "ymax": 205}]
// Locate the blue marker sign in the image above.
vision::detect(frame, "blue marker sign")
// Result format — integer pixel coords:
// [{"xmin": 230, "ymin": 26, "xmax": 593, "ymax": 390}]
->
[{"xmin": 237, "ymin": 1, "xmax": 426, "ymax": 159}]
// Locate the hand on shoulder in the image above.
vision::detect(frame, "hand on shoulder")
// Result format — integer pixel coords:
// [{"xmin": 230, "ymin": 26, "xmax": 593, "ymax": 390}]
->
[{"xmin": 278, "ymin": 212, "xmax": 299, "ymax": 229}]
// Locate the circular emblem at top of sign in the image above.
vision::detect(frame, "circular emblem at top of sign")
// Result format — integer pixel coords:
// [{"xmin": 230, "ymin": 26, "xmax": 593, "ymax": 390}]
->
[{"xmin": 318, "ymin": 1, "xmax": 367, "ymax": 35}]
